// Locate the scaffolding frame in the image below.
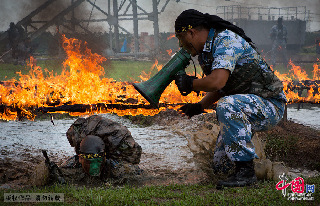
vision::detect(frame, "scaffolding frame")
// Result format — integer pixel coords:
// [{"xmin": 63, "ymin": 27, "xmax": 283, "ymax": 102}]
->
[
  {"xmin": 0, "ymin": 0, "xmax": 172, "ymax": 56},
  {"xmin": 216, "ymin": 5, "xmax": 308, "ymax": 22}
]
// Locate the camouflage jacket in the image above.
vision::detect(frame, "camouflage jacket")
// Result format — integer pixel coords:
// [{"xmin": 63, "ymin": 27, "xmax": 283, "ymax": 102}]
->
[
  {"xmin": 198, "ymin": 28, "xmax": 287, "ymax": 101},
  {"xmin": 66, "ymin": 115, "xmax": 142, "ymax": 164}
]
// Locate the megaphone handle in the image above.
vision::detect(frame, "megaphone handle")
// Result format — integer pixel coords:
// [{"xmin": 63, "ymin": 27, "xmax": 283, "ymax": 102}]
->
[{"xmin": 175, "ymin": 70, "xmax": 189, "ymax": 96}]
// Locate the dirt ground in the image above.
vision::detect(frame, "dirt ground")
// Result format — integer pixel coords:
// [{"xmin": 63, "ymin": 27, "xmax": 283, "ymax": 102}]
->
[
  {"xmin": 262, "ymin": 119, "xmax": 320, "ymax": 171},
  {"xmin": 1, "ymin": 109, "xmax": 319, "ymax": 189}
]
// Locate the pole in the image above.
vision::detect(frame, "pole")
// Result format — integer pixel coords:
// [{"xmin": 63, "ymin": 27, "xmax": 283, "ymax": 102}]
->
[
  {"xmin": 113, "ymin": 0, "xmax": 119, "ymax": 52},
  {"xmin": 132, "ymin": 0, "xmax": 139, "ymax": 56},
  {"xmin": 152, "ymin": 0, "xmax": 159, "ymax": 55}
]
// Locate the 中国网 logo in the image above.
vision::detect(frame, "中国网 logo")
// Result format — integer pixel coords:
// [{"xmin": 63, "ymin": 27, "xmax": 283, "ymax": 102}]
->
[{"xmin": 276, "ymin": 173, "xmax": 315, "ymax": 201}]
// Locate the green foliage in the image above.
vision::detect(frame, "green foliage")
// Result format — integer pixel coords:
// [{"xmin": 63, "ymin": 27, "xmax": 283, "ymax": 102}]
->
[
  {"xmin": 265, "ymin": 134, "xmax": 299, "ymax": 161},
  {"xmin": 304, "ymin": 31, "xmax": 320, "ymax": 47}
]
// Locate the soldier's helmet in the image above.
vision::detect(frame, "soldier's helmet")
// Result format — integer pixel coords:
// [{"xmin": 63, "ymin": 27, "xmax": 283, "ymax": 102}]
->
[{"xmin": 79, "ymin": 135, "xmax": 106, "ymax": 176}]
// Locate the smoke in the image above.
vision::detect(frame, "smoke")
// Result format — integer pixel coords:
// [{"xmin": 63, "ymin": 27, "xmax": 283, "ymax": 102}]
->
[
  {"xmin": 157, "ymin": 0, "xmax": 320, "ymax": 32},
  {"xmin": 0, "ymin": 0, "xmax": 41, "ymax": 31},
  {"xmin": 0, "ymin": 0, "xmax": 104, "ymax": 32},
  {"xmin": 1, "ymin": 0, "xmax": 319, "ymax": 34}
]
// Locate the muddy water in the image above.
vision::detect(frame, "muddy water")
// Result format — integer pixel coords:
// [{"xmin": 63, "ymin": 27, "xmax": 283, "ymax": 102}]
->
[
  {"xmin": 1, "ymin": 106, "xmax": 319, "ymax": 163},
  {"xmin": 0, "ymin": 118, "xmax": 76, "ymax": 162},
  {"xmin": 1, "ymin": 107, "xmax": 319, "ymax": 183},
  {"xmin": 0, "ymin": 114, "xmax": 194, "ymax": 173},
  {"xmin": 287, "ymin": 105, "xmax": 320, "ymax": 130}
]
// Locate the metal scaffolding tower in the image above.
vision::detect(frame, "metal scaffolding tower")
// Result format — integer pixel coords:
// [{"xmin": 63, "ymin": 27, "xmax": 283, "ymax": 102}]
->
[{"xmin": 0, "ymin": 0, "xmax": 172, "ymax": 57}]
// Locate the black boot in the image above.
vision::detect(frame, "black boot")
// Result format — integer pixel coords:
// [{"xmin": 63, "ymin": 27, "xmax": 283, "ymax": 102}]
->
[{"xmin": 216, "ymin": 160, "xmax": 257, "ymax": 189}]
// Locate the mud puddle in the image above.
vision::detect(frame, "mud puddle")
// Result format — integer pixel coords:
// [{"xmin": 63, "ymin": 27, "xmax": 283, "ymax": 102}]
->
[
  {"xmin": 1, "ymin": 113, "xmax": 200, "ymax": 188},
  {"xmin": 287, "ymin": 104, "xmax": 320, "ymax": 130},
  {"xmin": 1, "ymin": 108, "xmax": 319, "ymax": 189}
]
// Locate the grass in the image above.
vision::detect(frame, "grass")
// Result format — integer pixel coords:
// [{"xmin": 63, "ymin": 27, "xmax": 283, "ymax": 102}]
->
[
  {"xmin": 0, "ymin": 58, "xmax": 319, "ymax": 205},
  {"xmin": 0, "ymin": 57, "xmax": 318, "ymax": 83},
  {"xmin": 1, "ymin": 177, "xmax": 319, "ymax": 205},
  {"xmin": 105, "ymin": 60, "xmax": 157, "ymax": 82},
  {"xmin": 265, "ymin": 134, "xmax": 299, "ymax": 161},
  {"xmin": 0, "ymin": 59, "xmax": 166, "ymax": 82}
]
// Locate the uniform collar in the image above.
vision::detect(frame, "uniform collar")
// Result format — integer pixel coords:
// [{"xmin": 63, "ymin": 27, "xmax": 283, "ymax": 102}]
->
[{"xmin": 202, "ymin": 28, "xmax": 215, "ymax": 52}]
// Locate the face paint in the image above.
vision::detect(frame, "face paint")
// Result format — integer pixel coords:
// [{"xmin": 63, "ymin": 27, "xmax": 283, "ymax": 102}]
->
[
  {"xmin": 79, "ymin": 155, "xmax": 105, "ymax": 177},
  {"xmin": 88, "ymin": 158, "xmax": 103, "ymax": 176}
]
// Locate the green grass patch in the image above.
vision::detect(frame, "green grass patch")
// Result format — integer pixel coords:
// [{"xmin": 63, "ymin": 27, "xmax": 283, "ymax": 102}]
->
[
  {"xmin": 0, "ymin": 58, "xmax": 200, "ymax": 82},
  {"xmin": 105, "ymin": 60, "xmax": 156, "ymax": 82},
  {"xmin": 0, "ymin": 63, "xmax": 26, "ymax": 81},
  {"xmin": 300, "ymin": 45, "xmax": 317, "ymax": 54},
  {"xmin": 104, "ymin": 60, "xmax": 200, "ymax": 82},
  {"xmin": 0, "ymin": 59, "xmax": 65, "ymax": 81},
  {"xmin": 265, "ymin": 134, "xmax": 299, "ymax": 161},
  {"xmin": 1, "ymin": 178, "xmax": 319, "ymax": 205},
  {"xmin": 0, "ymin": 59, "xmax": 155, "ymax": 82}
]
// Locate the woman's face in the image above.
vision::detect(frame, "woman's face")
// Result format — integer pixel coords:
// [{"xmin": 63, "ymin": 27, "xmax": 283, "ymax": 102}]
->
[{"xmin": 176, "ymin": 30, "xmax": 200, "ymax": 57}]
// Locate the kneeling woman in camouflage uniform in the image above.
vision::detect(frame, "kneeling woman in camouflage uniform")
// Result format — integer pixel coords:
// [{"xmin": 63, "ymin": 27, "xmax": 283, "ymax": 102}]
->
[{"xmin": 174, "ymin": 9, "xmax": 287, "ymax": 188}]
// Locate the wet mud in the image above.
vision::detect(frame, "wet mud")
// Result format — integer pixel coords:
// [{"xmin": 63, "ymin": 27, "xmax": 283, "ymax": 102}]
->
[
  {"xmin": 1, "ymin": 108, "xmax": 320, "ymax": 189},
  {"xmin": 0, "ymin": 113, "xmax": 209, "ymax": 189}
]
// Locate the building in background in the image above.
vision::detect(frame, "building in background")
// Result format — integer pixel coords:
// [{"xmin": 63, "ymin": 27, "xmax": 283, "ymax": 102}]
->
[{"xmin": 216, "ymin": 5, "xmax": 307, "ymax": 52}]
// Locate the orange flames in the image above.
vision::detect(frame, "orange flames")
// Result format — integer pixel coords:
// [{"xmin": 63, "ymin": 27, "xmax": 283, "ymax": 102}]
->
[
  {"xmin": 166, "ymin": 49, "xmax": 173, "ymax": 56},
  {"xmin": 1, "ymin": 35, "xmax": 319, "ymax": 121},
  {"xmin": 167, "ymin": 34, "xmax": 175, "ymax": 40},
  {"xmin": 0, "ymin": 35, "xmax": 203, "ymax": 120},
  {"xmin": 275, "ymin": 60, "xmax": 320, "ymax": 103}
]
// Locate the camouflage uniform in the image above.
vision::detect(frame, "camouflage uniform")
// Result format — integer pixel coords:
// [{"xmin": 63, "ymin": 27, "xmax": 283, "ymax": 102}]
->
[
  {"xmin": 198, "ymin": 29, "xmax": 287, "ymax": 171},
  {"xmin": 66, "ymin": 115, "xmax": 142, "ymax": 179},
  {"xmin": 270, "ymin": 23, "xmax": 288, "ymax": 66}
]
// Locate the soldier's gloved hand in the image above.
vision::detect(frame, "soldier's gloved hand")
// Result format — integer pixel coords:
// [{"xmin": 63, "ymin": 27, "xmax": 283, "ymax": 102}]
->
[
  {"xmin": 178, "ymin": 103, "xmax": 205, "ymax": 118},
  {"xmin": 174, "ymin": 73, "xmax": 198, "ymax": 96}
]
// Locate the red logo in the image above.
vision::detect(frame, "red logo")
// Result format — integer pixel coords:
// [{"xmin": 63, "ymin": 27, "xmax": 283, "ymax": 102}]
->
[{"xmin": 276, "ymin": 176, "xmax": 304, "ymax": 193}]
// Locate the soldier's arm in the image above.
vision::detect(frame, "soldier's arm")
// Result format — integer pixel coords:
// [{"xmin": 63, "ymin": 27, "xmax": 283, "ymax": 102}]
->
[
  {"xmin": 199, "ymin": 90, "xmax": 223, "ymax": 109},
  {"xmin": 193, "ymin": 68, "xmax": 230, "ymax": 92}
]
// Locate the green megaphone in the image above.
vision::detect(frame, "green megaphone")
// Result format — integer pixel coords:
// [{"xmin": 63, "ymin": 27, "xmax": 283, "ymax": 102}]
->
[{"xmin": 132, "ymin": 48, "xmax": 191, "ymax": 108}]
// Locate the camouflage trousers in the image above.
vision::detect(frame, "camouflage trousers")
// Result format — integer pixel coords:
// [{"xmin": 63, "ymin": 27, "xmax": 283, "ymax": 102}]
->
[
  {"xmin": 271, "ymin": 40, "xmax": 288, "ymax": 66},
  {"xmin": 213, "ymin": 94, "xmax": 285, "ymax": 170}
]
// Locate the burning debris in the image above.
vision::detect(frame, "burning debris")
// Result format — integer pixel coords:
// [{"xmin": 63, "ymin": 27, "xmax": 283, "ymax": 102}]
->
[
  {"xmin": 0, "ymin": 35, "xmax": 319, "ymax": 121},
  {"xmin": 0, "ymin": 35, "xmax": 203, "ymax": 120},
  {"xmin": 275, "ymin": 60, "xmax": 320, "ymax": 103}
]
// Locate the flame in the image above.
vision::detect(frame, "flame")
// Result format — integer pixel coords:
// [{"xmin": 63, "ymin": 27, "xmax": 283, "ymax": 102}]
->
[
  {"xmin": 166, "ymin": 49, "xmax": 173, "ymax": 56},
  {"xmin": 312, "ymin": 63, "xmax": 319, "ymax": 80},
  {"xmin": 167, "ymin": 34, "xmax": 175, "ymax": 40},
  {"xmin": 0, "ymin": 35, "xmax": 203, "ymax": 120},
  {"xmin": 1, "ymin": 35, "xmax": 319, "ymax": 121},
  {"xmin": 276, "ymin": 60, "xmax": 320, "ymax": 103}
]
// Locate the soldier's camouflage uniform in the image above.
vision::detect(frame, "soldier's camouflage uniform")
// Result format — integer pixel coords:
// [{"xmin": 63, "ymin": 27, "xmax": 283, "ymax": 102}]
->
[
  {"xmin": 270, "ymin": 23, "xmax": 288, "ymax": 66},
  {"xmin": 198, "ymin": 29, "xmax": 287, "ymax": 172},
  {"xmin": 66, "ymin": 115, "xmax": 142, "ymax": 179}
]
